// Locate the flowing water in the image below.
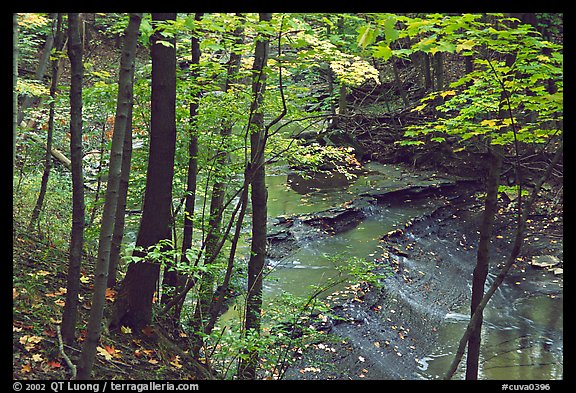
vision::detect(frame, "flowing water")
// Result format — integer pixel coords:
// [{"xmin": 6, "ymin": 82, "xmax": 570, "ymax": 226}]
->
[{"xmin": 251, "ymin": 162, "xmax": 563, "ymax": 380}]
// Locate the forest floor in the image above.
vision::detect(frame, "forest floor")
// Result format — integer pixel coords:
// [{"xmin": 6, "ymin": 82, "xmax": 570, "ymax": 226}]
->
[{"xmin": 12, "ymin": 221, "xmax": 202, "ymax": 380}]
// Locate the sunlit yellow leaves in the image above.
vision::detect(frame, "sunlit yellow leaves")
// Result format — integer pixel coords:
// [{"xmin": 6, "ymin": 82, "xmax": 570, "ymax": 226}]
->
[
  {"xmin": 440, "ymin": 90, "xmax": 456, "ymax": 98},
  {"xmin": 18, "ymin": 13, "xmax": 50, "ymax": 28},
  {"xmin": 456, "ymin": 39, "xmax": 476, "ymax": 53}
]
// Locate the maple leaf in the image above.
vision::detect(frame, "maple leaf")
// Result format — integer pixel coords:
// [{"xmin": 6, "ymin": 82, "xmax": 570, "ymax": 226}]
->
[
  {"xmin": 31, "ymin": 354, "xmax": 43, "ymax": 362},
  {"xmin": 48, "ymin": 360, "xmax": 62, "ymax": 369},
  {"xmin": 97, "ymin": 346, "xmax": 113, "ymax": 361},
  {"xmin": 21, "ymin": 363, "xmax": 32, "ymax": 373}
]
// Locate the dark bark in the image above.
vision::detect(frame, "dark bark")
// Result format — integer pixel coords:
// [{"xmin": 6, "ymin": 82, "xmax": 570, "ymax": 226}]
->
[
  {"xmin": 238, "ymin": 12, "xmax": 272, "ymax": 380},
  {"xmin": 433, "ymin": 52, "xmax": 444, "ymax": 91},
  {"xmin": 422, "ymin": 52, "xmax": 433, "ymax": 91},
  {"xmin": 107, "ymin": 104, "xmax": 134, "ymax": 288},
  {"xmin": 76, "ymin": 13, "xmax": 142, "ymax": 380},
  {"xmin": 392, "ymin": 60, "xmax": 409, "ymax": 108},
  {"xmin": 111, "ymin": 13, "xmax": 177, "ymax": 331},
  {"xmin": 164, "ymin": 13, "xmax": 203, "ymax": 319},
  {"xmin": 465, "ymin": 147, "xmax": 501, "ymax": 379},
  {"xmin": 61, "ymin": 12, "xmax": 85, "ymax": 346}
]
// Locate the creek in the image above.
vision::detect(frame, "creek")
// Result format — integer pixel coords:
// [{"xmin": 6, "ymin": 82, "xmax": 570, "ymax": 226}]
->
[{"xmin": 237, "ymin": 161, "xmax": 563, "ymax": 380}]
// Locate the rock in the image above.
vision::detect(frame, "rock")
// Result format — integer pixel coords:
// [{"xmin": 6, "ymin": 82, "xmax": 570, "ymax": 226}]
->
[{"xmin": 530, "ymin": 255, "xmax": 561, "ymax": 268}]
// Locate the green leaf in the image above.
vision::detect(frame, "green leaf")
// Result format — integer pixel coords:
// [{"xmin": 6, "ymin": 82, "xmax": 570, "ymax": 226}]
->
[
  {"xmin": 382, "ymin": 17, "xmax": 399, "ymax": 42},
  {"xmin": 373, "ymin": 43, "xmax": 392, "ymax": 60},
  {"xmin": 358, "ymin": 24, "xmax": 377, "ymax": 49}
]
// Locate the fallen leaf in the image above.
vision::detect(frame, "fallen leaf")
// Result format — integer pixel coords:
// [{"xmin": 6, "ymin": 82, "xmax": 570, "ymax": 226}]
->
[
  {"xmin": 141, "ymin": 326, "xmax": 155, "ymax": 337},
  {"xmin": 31, "ymin": 354, "xmax": 43, "ymax": 362},
  {"xmin": 97, "ymin": 346, "xmax": 113, "ymax": 361},
  {"xmin": 170, "ymin": 355, "xmax": 183, "ymax": 369},
  {"xmin": 373, "ymin": 341, "xmax": 380, "ymax": 348},
  {"xmin": 148, "ymin": 358, "xmax": 159, "ymax": 365},
  {"xmin": 48, "ymin": 360, "xmax": 62, "ymax": 368},
  {"xmin": 105, "ymin": 288, "xmax": 117, "ymax": 302},
  {"xmin": 13, "ymin": 288, "xmax": 19, "ymax": 300},
  {"xmin": 358, "ymin": 356, "xmax": 365, "ymax": 362},
  {"xmin": 21, "ymin": 363, "xmax": 32, "ymax": 373}
]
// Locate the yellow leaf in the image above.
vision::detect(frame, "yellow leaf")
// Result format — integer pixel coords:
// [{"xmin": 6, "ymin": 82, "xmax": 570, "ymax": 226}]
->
[
  {"xmin": 97, "ymin": 346, "xmax": 113, "ymax": 361},
  {"xmin": 411, "ymin": 103, "xmax": 427, "ymax": 112},
  {"xmin": 170, "ymin": 355, "xmax": 183, "ymax": 369},
  {"xmin": 80, "ymin": 274, "xmax": 90, "ymax": 284},
  {"xmin": 440, "ymin": 90, "xmax": 456, "ymax": 98},
  {"xmin": 31, "ymin": 354, "xmax": 43, "ymax": 362},
  {"xmin": 121, "ymin": 326, "xmax": 132, "ymax": 334},
  {"xmin": 480, "ymin": 119, "xmax": 498, "ymax": 127}
]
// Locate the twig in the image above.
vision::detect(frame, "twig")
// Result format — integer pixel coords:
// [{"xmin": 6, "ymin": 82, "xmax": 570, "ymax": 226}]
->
[{"xmin": 56, "ymin": 325, "xmax": 77, "ymax": 379}]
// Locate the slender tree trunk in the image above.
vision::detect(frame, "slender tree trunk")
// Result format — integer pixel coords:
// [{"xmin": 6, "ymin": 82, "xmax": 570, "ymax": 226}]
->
[
  {"xmin": 28, "ymin": 14, "xmax": 64, "ymax": 233},
  {"xmin": 110, "ymin": 13, "xmax": 177, "ymax": 331},
  {"xmin": 76, "ymin": 13, "xmax": 142, "ymax": 379},
  {"xmin": 423, "ymin": 52, "xmax": 433, "ymax": 91},
  {"xmin": 61, "ymin": 12, "xmax": 85, "ymax": 346},
  {"xmin": 190, "ymin": 13, "xmax": 244, "ymax": 352},
  {"xmin": 392, "ymin": 60, "xmax": 409, "ymax": 108},
  {"xmin": 178, "ymin": 12, "xmax": 201, "ymax": 279},
  {"xmin": 13, "ymin": 13, "xmax": 18, "ymax": 168},
  {"xmin": 433, "ymin": 52, "xmax": 444, "ymax": 91},
  {"xmin": 238, "ymin": 12, "xmax": 272, "ymax": 380},
  {"xmin": 163, "ymin": 13, "xmax": 203, "ymax": 318},
  {"xmin": 107, "ymin": 104, "xmax": 134, "ymax": 288},
  {"xmin": 465, "ymin": 146, "xmax": 501, "ymax": 379}
]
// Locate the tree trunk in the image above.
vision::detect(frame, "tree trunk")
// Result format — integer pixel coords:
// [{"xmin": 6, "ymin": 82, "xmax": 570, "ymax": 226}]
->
[
  {"xmin": 107, "ymin": 104, "xmax": 134, "ymax": 288},
  {"xmin": 28, "ymin": 14, "xmax": 64, "ymax": 233},
  {"xmin": 110, "ymin": 13, "xmax": 177, "ymax": 331},
  {"xmin": 465, "ymin": 146, "xmax": 501, "ymax": 379},
  {"xmin": 238, "ymin": 12, "xmax": 272, "ymax": 380},
  {"xmin": 433, "ymin": 52, "xmax": 444, "ymax": 91},
  {"xmin": 76, "ymin": 13, "xmax": 142, "ymax": 380},
  {"xmin": 61, "ymin": 12, "xmax": 85, "ymax": 346},
  {"xmin": 163, "ymin": 13, "xmax": 203, "ymax": 320},
  {"xmin": 190, "ymin": 13, "xmax": 245, "ymax": 352},
  {"xmin": 13, "ymin": 13, "xmax": 18, "ymax": 167}
]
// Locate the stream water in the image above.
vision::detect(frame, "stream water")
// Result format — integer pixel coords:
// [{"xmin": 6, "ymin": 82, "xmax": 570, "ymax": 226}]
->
[{"xmin": 244, "ymin": 162, "xmax": 563, "ymax": 380}]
